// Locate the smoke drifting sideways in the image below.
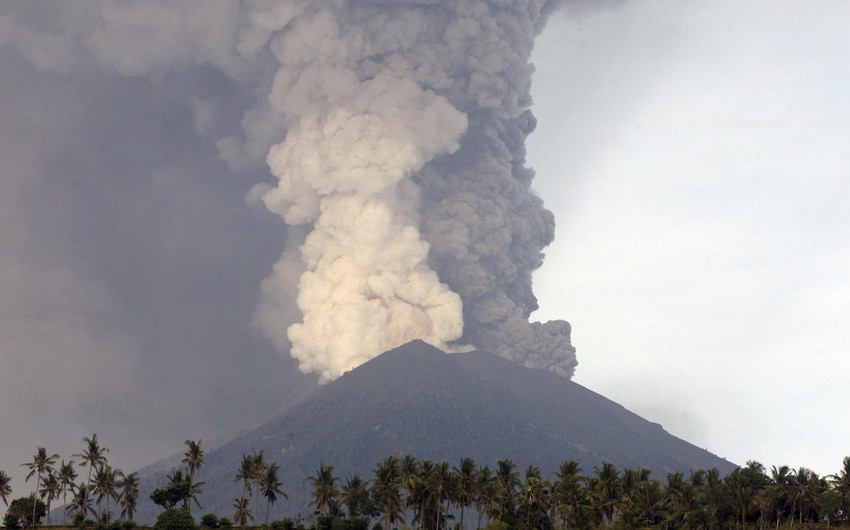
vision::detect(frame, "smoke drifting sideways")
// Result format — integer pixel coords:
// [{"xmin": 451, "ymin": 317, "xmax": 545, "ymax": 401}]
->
[{"xmin": 248, "ymin": 0, "xmax": 577, "ymax": 381}]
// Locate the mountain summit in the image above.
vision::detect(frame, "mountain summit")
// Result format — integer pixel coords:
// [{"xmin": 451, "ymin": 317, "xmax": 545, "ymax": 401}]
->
[{"xmin": 136, "ymin": 341, "xmax": 734, "ymax": 521}]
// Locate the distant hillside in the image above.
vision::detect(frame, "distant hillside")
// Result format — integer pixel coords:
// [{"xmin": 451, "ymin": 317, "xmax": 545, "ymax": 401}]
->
[{"xmin": 134, "ymin": 340, "xmax": 735, "ymax": 522}]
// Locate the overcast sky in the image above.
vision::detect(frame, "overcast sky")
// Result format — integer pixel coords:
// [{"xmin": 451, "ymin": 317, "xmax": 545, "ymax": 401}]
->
[
  {"xmin": 529, "ymin": 2, "xmax": 850, "ymax": 476},
  {"xmin": 1, "ymin": 0, "xmax": 849, "ymax": 509}
]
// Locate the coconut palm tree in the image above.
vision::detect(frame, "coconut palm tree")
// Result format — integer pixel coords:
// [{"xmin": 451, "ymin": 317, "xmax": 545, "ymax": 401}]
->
[
  {"xmin": 829, "ymin": 456, "xmax": 850, "ymax": 524},
  {"xmin": 308, "ymin": 463, "xmax": 340, "ymax": 515},
  {"xmin": 233, "ymin": 497, "xmax": 252, "ymax": 527},
  {"xmin": 74, "ymin": 434, "xmax": 109, "ymax": 486},
  {"xmin": 452, "ymin": 457, "xmax": 477, "ymax": 530},
  {"xmin": 234, "ymin": 454, "xmax": 255, "ymax": 505},
  {"xmin": 399, "ymin": 455, "xmax": 419, "ymax": 524},
  {"xmin": 0, "ymin": 470, "xmax": 12, "ymax": 506},
  {"xmin": 593, "ymin": 462, "xmax": 621, "ymax": 525},
  {"xmin": 495, "ymin": 459, "xmax": 519, "ymax": 522},
  {"xmin": 372, "ymin": 456, "xmax": 402, "ymax": 530},
  {"xmin": 66, "ymin": 483, "xmax": 96, "ymax": 520},
  {"xmin": 474, "ymin": 466, "xmax": 498, "ymax": 530},
  {"xmin": 183, "ymin": 439, "xmax": 204, "ymax": 484},
  {"xmin": 341, "ymin": 475, "xmax": 371, "ymax": 518},
  {"xmin": 117, "ymin": 471, "xmax": 140, "ymax": 521},
  {"xmin": 58, "ymin": 460, "xmax": 78, "ymax": 523},
  {"xmin": 92, "ymin": 464, "xmax": 120, "ymax": 522},
  {"xmin": 429, "ymin": 461, "xmax": 453, "ymax": 530},
  {"xmin": 41, "ymin": 471, "xmax": 62, "ymax": 525},
  {"xmin": 22, "ymin": 446, "xmax": 60, "ymax": 524},
  {"xmin": 260, "ymin": 462, "xmax": 286, "ymax": 523},
  {"xmin": 251, "ymin": 450, "xmax": 266, "ymax": 519}
]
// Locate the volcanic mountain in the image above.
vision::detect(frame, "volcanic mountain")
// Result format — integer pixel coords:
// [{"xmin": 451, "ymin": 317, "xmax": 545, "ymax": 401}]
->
[{"xmin": 135, "ymin": 340, "xmax": 734, "ymax": 522}]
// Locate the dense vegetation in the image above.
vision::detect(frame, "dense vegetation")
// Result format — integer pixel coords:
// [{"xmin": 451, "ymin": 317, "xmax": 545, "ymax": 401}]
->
[{"xmin": 2, "ymin": 435, "xmax": 849, "ymax": 529}]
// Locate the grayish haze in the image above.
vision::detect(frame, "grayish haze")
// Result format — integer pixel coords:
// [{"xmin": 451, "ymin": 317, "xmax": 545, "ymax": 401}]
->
[
  {"xmin": 1, "ymin": 0, "xmax": 848, "ymax": 513},
  {"xmin": 530, "ymin": 2, "xmax": 850, "ymax": 479}
]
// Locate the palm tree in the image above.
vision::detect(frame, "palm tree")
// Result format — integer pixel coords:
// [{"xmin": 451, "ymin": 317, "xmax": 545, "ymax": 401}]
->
[
  {"xmin": 92, "ymin": 464, "xmax": 120, "ymax": 522},
  {"xmin": 341, "ymin": 475, "xmax": 371, "ymax": 518},
  {"xmin": 474, "ymin": 467, "xmax": 498, "ymax": 530},
  {"xmin": 58, "ymin": 460, "xmax": 78, "ymax": 523},
  {"xmin": 117, "ymin": 471, "xmax": 140, "ymax": 521},
  {"xmin": 183, "ymin": 439, "xmax": 204, "ymax": 482},
  {"xmin": 308, "ymin": 463, "xmax": 340, "ymax": 515},
  {"xmin": 552, "ymin": 460, "xmax": 583, "ymax": 529},
  {"xmin": 593, "ymin": 462, "xmax": 621, "ymax": 525},
  {"xmin": 22, "ymin": 446, "xmax": 60, "ymax": 525},
  {"xmin": 0, "ymin": 470, "xmax": 12, "ymax": 506},
  {"xmin": 829, "ymin": 456, "xmax": 850, "ymax": 524},
  {"xmin": 233, "ymin": 497, "xmax": 252, "ymax": 527},
  {"xmin": 260, "ymin": 462, "xmax": 287, "ymax": 524},
  {"xmin": 430, "ymin": 461, "xmax": 453, "ymax": 530},
  {"xmin": 66, "ymin": 483, "xmax": 96, "ymax": 520},
  {"xmin": 41, "ymin": 471, "xmax": 62, "ymax": 525},
  {"xmin": 251, "ymin": 450, "xmax": 266, "ymax": 520},
  {"xmin": 518, "ymin": 474, "xmax": 547, "ymax": 530},
  {"xmin": 234, "ymin": 454, "xmax": 255, "ymax": 504},
  {"xmin": 399, "ymin": 455, "xmax": 419, "ymax": 524},
  {"xmin": 74, "ymin": 434, "xmax": 109, "ymax": 486},
  {"xmin": 452, "ymin": 458, "xmax": 477, "ymax": 530},
  {"xmin": 495, "ymin": 459, "xmax": 519, "ymax": 522},
  {"xmin": 373, "ymin": 456, "xmax": 402, "ymax": 530}
]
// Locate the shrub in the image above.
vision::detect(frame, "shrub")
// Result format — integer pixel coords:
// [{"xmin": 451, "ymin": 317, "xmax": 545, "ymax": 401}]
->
[
  {"xmin": 153, "ymin": 508, "xmax": 198, "ymax": 530},
  {"xmin": 270, "ymin": 519, "xmax": 294, "ymax": 530},
  {"xmin": 122, "ymin": 520, "xmax": 138, "ymax": 530},
  {"xmin": 200, "ymin": 514, "xmax": 220, "ymax": 528},
  {"xmin": 217, "ymin": 516, "xmax": 233, "ymax": 529},
  {"xmin": 3, "ymin": 512, "xmax": 22, "ymax": 530}
]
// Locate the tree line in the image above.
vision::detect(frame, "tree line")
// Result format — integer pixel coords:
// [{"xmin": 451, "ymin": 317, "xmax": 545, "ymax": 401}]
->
[{"xmin": 2, "ymin": 435, "xmax": 850, "ymax": 530}]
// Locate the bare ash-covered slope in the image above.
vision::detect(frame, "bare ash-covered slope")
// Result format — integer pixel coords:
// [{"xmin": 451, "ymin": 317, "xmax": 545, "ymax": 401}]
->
[{"xmin": 136, "ymin": 340, "xmax": 734, "ymax": 521}]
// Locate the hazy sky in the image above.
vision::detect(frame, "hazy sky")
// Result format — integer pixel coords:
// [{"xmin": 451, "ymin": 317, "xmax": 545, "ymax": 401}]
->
[
  {"xmin": 1, "ymin": 0, "xmax": 848, "ymax": 509},
  {"xmin": 529, "ymin": 2, "xmax": 850, "ymax": 476}
]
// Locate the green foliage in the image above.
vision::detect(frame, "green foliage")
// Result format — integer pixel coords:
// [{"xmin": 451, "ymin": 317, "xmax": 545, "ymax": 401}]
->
[
  {"xmin": 7, "ymin": 496, "xmax": 46, "ymax": 527},
  {"xmin": 270, "ymin": 518, "xmax": 294, "ymax": 530},
  {"xmin": 151, "ymin": 481, "xmax": 192, "ymax": 510},
  {"xmin": 122, "ymin": 520, "xmax": 138, "ymax": 530},
  {"xmin": 310, "ymin": 514, "xmax": 370, "ymax": 530},
  {"xmin": 153, "ymin": 508, "xmax": 198, "ymax": 530},
  {"xmin": 3, "ymin": 512, "xmax": 22, "ymax": 529},
  {"xmin": 217, "ymin": 516, "xmax": 233, "ymax": 529},
  {"xmin": 200, "ymin": 513, "xmax": 221, "ymax": 528}
]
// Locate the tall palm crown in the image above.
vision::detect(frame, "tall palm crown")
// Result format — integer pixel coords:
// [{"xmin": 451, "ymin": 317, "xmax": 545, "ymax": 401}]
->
[
  {"xmin": 117, "ymin": 471, "xmax": 141, "ymax": 521},
  {"xmin": 308, "ymin": 463, "xmax": 340, "ymax": 515},
  {"xmin": 57, "ymin": 460, "xmax": 78, "ymax": 523},
  {"xmin": 182, "ymin": 439, "xmax": 204, "ymax": 482},
  {"xmin": 22, "ymin": 446, "xmax": 59, "ymax": 524},
  {"xmin": 260, "ymin": 462, "xmax": 287, "ymax": 523},
  {"xmin": 234, "ymin": 453, "xmax": 255, "ymax": 501},
  {"xmin": 0, "ymin": 470, "xmax": 12, "ymax": 506},
  {"xmin": 92, "ymin": 464, "xmax": 120, "ymax": 521},
  {"xmin": 74, "ymin": 434, "xmax": 109, "ymax": 485}
]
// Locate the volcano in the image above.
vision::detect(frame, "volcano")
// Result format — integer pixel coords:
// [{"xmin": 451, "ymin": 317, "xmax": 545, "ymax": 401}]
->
[{"xmin": 135, "ymin": 341, "xmax": 734, "ymax": 522}]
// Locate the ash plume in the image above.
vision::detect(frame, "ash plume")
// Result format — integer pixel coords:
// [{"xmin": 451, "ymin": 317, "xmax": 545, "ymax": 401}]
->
[
  {"xmin": 249, "ymin": 0, "xmax": 577, "ymax": 380},
  {"xmin": 0, "ymin": 0, "xmax": 577, "ymax": 384}
]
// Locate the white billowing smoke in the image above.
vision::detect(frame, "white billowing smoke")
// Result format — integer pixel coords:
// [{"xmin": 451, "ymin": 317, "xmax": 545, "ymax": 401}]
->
[
  {"xmin": 257, "ymin": 70, "xmax": 468, "ymax": 382},
  {"xmin": 250, "ymin": 0, "xmax": 577, "ymax": 381}
]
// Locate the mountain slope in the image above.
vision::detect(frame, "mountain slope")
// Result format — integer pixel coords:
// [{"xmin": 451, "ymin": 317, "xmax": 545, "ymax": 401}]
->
[{"xmin": 135, "ymin": 341, "xmax": 734, "ymax": 522}]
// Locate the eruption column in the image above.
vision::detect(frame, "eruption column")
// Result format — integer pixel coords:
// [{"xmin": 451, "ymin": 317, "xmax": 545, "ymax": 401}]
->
[{"xmin": 252, "ymin": 0, "xmax": 577, "ymax": 380}]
